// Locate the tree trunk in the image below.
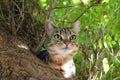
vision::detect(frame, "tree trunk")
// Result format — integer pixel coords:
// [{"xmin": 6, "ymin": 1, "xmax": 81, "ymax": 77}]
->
[{"xmin": 0, "ymin": 29, "xmax": 67, "ymax": 80}]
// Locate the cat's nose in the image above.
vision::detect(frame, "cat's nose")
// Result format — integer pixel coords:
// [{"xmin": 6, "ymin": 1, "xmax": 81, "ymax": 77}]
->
[{"xmin": 63, "ymin": 40, "xmax": 70, "ymax": 46}]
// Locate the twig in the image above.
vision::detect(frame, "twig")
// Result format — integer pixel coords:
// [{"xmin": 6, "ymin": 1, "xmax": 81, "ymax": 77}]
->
[
  {"xmin": 15, "ymin": 0, "xmax": 25, "ymax": 33},
  {"xmin": 73, "ymin": 0, "xmax": 102, "ymax": 23},
  {"xmin": 34, "ymin": 31, "xmax": 46, "ymax": 53}
]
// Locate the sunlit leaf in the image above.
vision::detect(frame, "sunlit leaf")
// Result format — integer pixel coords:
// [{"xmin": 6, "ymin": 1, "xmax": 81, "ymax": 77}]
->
[
  {"xmin": 38, "ymin": 0, "xmax": 47, "ymax": 7},
  {"xmin": 72, "ymin": 0, "xmax": 81, "ymax": 5},
  {"xmin": 111, "ymin": 41, "xmax": 116, "ymax": 45},
  {"xmin": 103, "ymin": 58, "xmax": 110, "ymax": 74},
  {"xmin": 104, "ymin": 41, "xmax": 108, "ymax": 48},
  {"xmin": 82, "ymin": 0, "xmax": 90, "ymax": 5},
  {"xmin": 63, "ymin": 1, "xmax": 67, "ymax": 5},
  {"xmin": 102, "ymin": 0, "xmax": 109, "ymax": 3},
  {"xmin": 98, "ymin": 39, "xmax": 103, "ymax": 49},
  {"xmin": 93, "ymin": 43, "xmax": 96, "ymax": 49}
]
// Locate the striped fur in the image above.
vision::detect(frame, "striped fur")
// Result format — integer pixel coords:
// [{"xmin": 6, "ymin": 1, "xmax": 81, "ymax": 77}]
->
[{"xmin": 41, "ymin": 21, "xmax": 80, "ymax": 78}]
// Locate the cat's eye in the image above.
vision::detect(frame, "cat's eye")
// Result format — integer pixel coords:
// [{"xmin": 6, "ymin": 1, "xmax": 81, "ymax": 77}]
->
[
  {"xmin": 54, "ymin": 34, "xmax": 62, "ymax": 40},
  {"xmin": 70, "ymin": 35, "xmax": 76, "ymax": 40}
]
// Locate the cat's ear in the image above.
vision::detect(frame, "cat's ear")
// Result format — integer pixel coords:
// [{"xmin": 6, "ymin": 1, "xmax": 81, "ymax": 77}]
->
[
  {"xmin": 72, "ymin": 21, "xmax": 80, "ymax": 34},
  {"xmin": 45, "ymin": 20, "xmax": 56, "ymax": 37}
]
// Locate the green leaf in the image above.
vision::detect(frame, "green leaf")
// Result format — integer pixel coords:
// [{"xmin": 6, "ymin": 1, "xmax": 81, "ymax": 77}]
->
[{"xmin": 98, "ymin": 39, "xmax": 103, "ymax": 49}]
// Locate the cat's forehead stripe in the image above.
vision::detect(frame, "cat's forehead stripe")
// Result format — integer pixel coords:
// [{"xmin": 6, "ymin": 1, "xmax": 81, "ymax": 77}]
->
[{"xmin": 59, "ymin": 28, "xmax": 71, "ymax": 35}]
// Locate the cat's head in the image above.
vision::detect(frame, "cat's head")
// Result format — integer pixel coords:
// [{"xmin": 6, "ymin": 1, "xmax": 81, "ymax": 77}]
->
[{"xmin": 45, "ymin": 21, "xmax": 80, "ymax": 56}]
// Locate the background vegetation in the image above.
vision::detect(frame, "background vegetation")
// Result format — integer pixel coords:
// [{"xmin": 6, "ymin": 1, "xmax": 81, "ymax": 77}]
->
[{"xmin": 0, "ymin": 0, "xmax": 120, "ymax": 80}]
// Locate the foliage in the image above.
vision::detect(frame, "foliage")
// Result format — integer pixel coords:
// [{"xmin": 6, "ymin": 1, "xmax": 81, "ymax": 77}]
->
[
  {"xmin": 37, "ymin": 0, "xmax": 120, "ymax": 80},
  {"xmin": 0, "ymin": 0, "xmax": 120, "ymax": 80}
]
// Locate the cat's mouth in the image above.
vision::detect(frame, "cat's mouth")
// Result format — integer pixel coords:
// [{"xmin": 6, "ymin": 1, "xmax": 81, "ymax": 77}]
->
[
  {"xmin": 55, "ymin": 44, "xmax": 72, "ymax": 50},
  {"xmin": 62, "ymin": 46, "xmax": 71, "ymax": 50}
]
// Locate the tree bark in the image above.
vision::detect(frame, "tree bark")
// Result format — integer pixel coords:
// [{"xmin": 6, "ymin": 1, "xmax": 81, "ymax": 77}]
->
[{"xmin": 0, "ymin": 29, "xmax": 67, "ymax": 80}]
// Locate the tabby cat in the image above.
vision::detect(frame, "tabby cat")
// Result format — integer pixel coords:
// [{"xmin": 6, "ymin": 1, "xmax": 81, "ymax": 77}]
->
[{"xmin": 37, "ymin": 20, "xmax": 80, "ymax": 78}]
